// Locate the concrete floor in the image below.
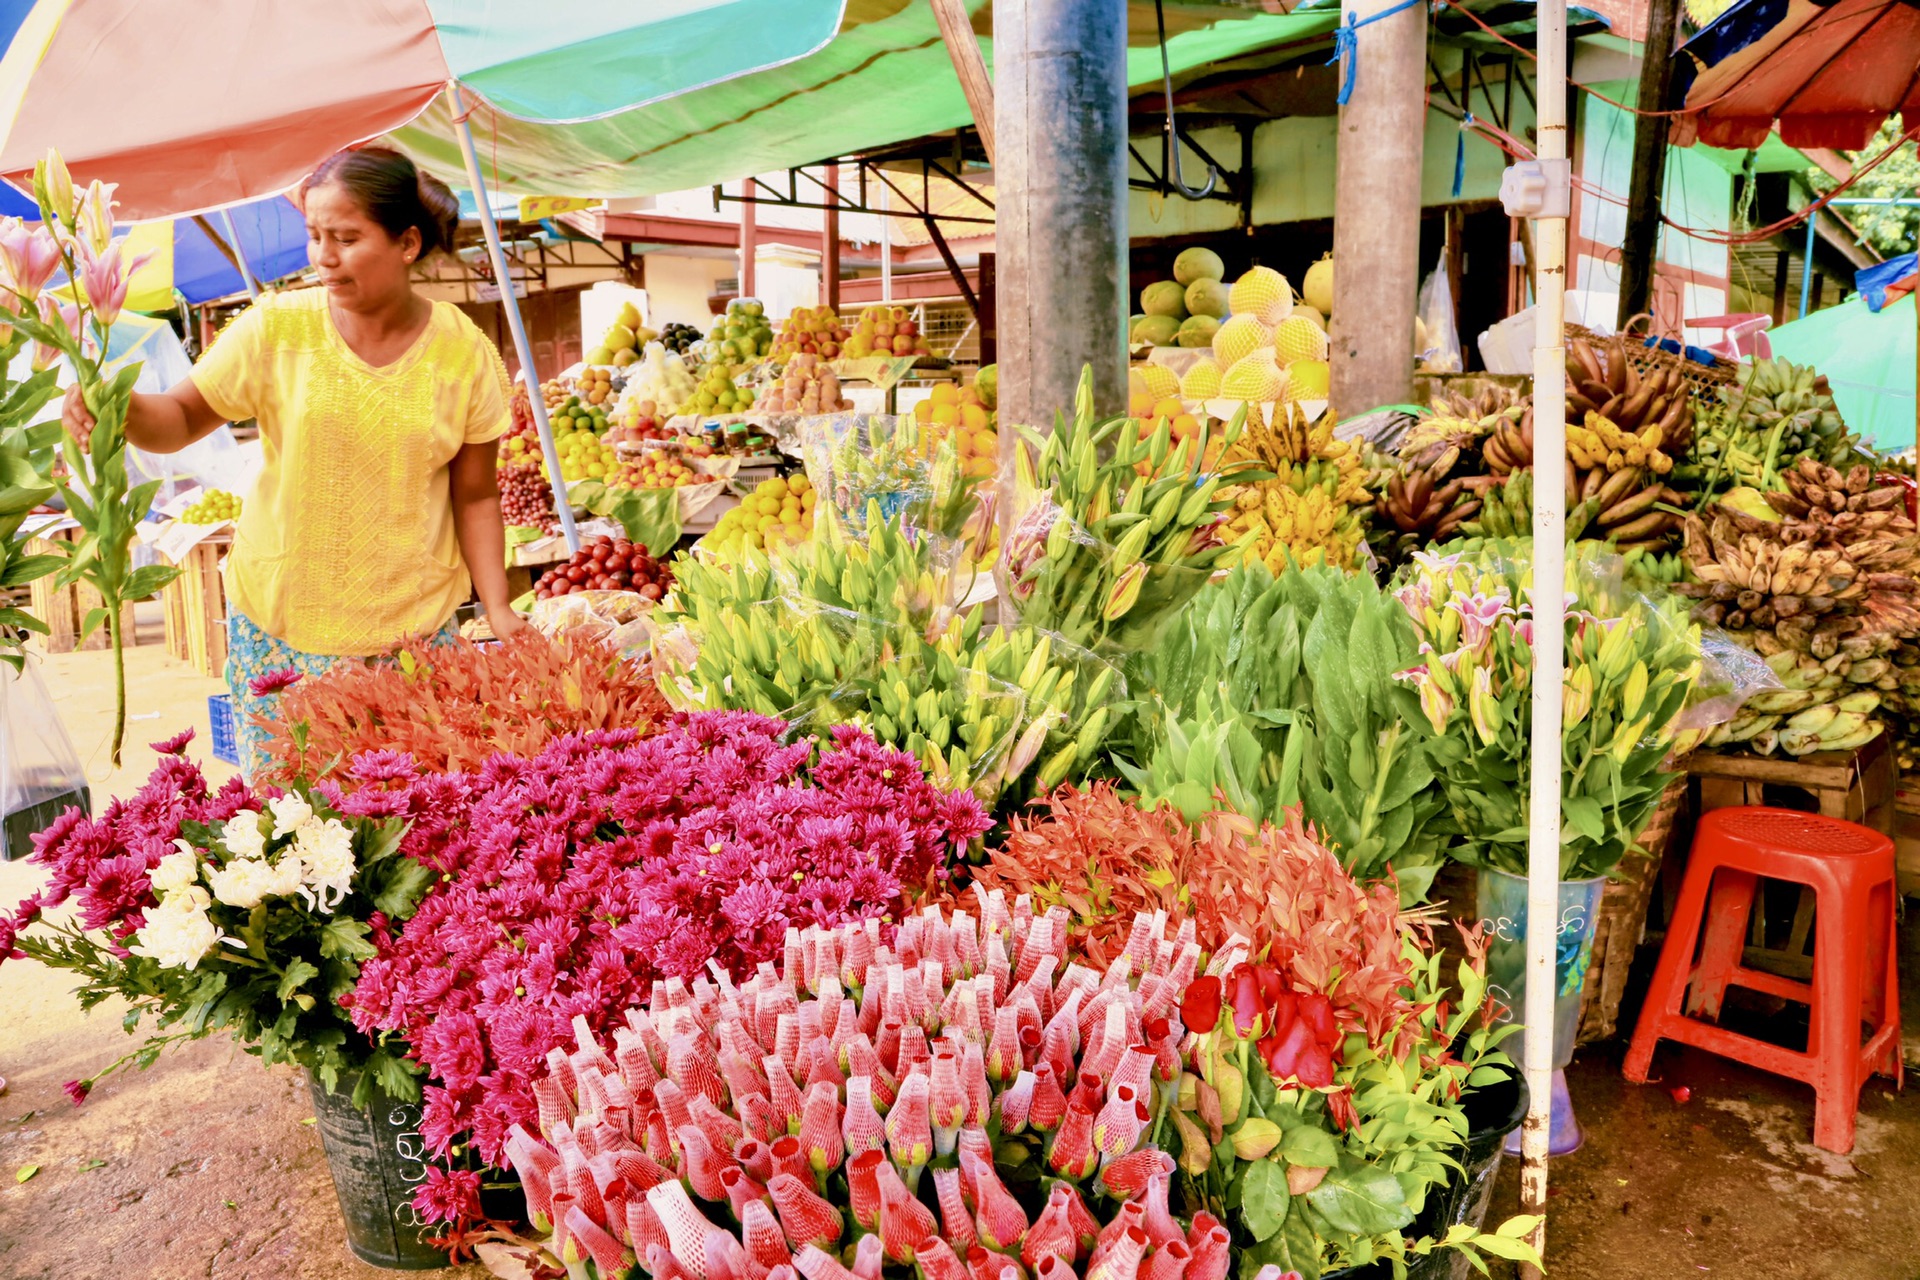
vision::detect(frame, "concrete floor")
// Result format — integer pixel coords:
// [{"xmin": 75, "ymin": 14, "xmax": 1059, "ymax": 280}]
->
[{"xmin": 2, "ymin": 628, "xmax": 1919, "ymax": 1277}]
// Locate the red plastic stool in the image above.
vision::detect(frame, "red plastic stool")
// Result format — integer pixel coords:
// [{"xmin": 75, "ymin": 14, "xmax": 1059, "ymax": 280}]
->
[{"xmin": 1623, "ymin": 806, "xmax": 1900, "ymax": 1153}]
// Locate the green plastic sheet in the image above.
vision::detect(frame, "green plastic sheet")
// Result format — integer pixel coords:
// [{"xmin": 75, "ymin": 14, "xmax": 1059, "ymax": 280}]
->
[{"xmin": 1767, "ymin": 294, "xmax": 1917, "ymax": 453}]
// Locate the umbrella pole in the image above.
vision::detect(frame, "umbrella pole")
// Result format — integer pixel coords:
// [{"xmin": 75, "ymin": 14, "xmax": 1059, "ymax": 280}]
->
[
  {"xmin": 215, "ymin": 208, "xmax": 260, "ymax": 300},
  {"xmin": 446, "ymin": 83, "xmax": 580, "ymax": 555},
  {"xmin": 1522, "ymin": 0, "xmax": 1570, "ymax": 1269}
]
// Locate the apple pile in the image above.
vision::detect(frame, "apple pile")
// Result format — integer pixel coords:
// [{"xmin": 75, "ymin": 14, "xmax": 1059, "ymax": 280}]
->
[
  {"xmin": 770, "ymin": 305, "xmax": 848, "ymax": 362},
  {"xmin": 843, "ymin": 304, "xmax": 931, "ymax": 359},
  {"xmin": 533, "ymin": 535, "xmax": 672, "ymax": 601},
  {"xmin": 708, "ymin": 298, "xmax": 773, "ymax": 365},
  {"xmin": 759, "ymin": 353, "xmax": 850, "ymax": 415},
  {"xmin": 609, "ymin": 398, "xmax": 670, "ymax": 445},
  {"xmin": 676, "ymin": 363, "xmax": 757, "ymax": 417},
  {"xmin": 611, "ymin": 451, "xmax": 699, "ymax": 490}
]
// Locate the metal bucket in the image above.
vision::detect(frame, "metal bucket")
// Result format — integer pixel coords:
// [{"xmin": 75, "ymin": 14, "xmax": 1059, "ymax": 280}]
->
[{"xmin": 307, "ymin": 1073, "xmax": 452, "ymax": 1271}]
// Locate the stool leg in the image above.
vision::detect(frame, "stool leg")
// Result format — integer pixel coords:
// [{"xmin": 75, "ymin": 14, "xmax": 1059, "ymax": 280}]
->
[
  {"xmin": 1865, "ymin": 877, "xmax": 1902, "ymax": 1085},
  {"xmin": 1688, "ymin": 869, "xmax": 1758, "ymax": 1019},
  {"xmin": 1626, "ymin": 857, "xmax": 1721, "ymax": 1083},
  {"xmin": 1809, "ymin": 878, "xmax": 1866, "ymax": 1155}
]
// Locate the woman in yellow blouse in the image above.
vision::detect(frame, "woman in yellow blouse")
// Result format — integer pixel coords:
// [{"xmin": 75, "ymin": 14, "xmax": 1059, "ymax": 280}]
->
[{"xmin": 63, "ymin": 147, "xmax": 526, "ymax": 775}]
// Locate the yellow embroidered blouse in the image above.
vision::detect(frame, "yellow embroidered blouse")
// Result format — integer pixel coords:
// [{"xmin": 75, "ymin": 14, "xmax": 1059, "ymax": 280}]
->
[{"xmin": 190, "ymin": 288, "xmax": 510, "ymax": 656}]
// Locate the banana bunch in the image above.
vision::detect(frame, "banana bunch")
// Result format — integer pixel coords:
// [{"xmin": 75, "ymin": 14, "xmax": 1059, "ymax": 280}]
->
[
  {"xmin": 1885, "ymin": 644, "xmax": 1920, "ymax": 772},
  {"xmin": 1566, "ymin": 332, "xmax": 1696, "ymax": 453},
  {"xmin": 1567, "ymin": 412, "xmax": 1675, "ymax": 476},
  {"xmin": 1222, "ymin": 404, "xmax": 1372, "ymax": 569},
  {"xmin": 1618, "ymin": 545, "xmax": 1688, "ymax": 591},
  {"xmin": 1000, "ymin": 366, "xmax": 1250, "ymax": 653},
  {"xmin": 1703, "ymin": 648, "xmax": 1883, "ymax": 756},
  {"xmin": 1561, "ymin": 413, "xmax": 1687, "ymax": 549},
  {"xmin": 1397, "ymin": 413, "xmax": 1495, "ymax": 477},
  {"xmin": 1374, "ymin": 462, "xmax": 1479, "ymax": 547},
  {"xmin": 1225, "ymin": 482, "xmax": 1369, "ymax": 571},
  {"xmin": 1674, "ymin": 360, "xmax": 1860, "ymax": 497}
]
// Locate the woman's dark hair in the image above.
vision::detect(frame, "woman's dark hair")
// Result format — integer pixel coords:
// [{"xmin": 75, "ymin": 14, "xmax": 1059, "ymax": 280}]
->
[{"xmin": 301, "ymin": 146, "xmax": 459, "ymax": 257}]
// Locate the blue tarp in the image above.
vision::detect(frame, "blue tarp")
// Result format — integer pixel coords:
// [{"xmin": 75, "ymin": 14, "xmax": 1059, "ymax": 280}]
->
[{"xmin": 1856, "ymin": 252, "xmax": 1917, "ymax": 313}]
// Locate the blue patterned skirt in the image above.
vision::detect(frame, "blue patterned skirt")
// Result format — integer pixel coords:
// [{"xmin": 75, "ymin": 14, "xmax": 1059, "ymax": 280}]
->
[{"xmin": 225, "ymin": 610, "xmax": 459, "ymax": 779}]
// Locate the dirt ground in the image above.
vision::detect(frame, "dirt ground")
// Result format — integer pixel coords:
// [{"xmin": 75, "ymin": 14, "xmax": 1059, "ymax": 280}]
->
[{"xmin": 4, "ymin": 630, "xmax": 1920, "ymax": 1278}]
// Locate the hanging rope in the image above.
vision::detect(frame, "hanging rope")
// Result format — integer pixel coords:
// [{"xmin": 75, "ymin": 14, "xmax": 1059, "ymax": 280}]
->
[
  {"xmin": 1452, "ymin": 112, "xmax": 1475, "ymax": 198},
  {"xmin": 1328, "ymin": 0, "xmax": 1426, "ymax": 106}
]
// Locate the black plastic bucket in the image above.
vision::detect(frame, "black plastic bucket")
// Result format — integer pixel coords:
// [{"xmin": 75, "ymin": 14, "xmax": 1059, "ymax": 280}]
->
[{"xmin": 307, "ymin": 1073, "xmax": 452, "ymax": 1271}]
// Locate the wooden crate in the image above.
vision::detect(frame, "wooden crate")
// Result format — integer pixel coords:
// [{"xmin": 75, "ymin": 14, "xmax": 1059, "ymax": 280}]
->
[
  {"xmin": 25, "ymin": 530, "xmax": 135, "ymax": 654},
  {"xmin": 1682, "ymin": 734, "xmax": 1896, "ymax": 834},
  {"xmin": 160, "ymin": 539, "xmax": 228, "ymax": 679},
  {"xmin": 1896, "ymin": 775, "xmax": 1920, "ymax": 896}
]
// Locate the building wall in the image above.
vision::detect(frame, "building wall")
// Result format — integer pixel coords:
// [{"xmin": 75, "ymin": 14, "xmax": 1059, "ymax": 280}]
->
[{"xmin": 643, "ymin": 253, "xmax": 734, "ymax": 328}]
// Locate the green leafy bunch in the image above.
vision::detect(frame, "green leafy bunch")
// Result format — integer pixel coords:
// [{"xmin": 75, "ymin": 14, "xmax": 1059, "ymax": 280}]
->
[{"xmin": 1116, "ymin": 561, "xmax": 1451, "ymax": 901}]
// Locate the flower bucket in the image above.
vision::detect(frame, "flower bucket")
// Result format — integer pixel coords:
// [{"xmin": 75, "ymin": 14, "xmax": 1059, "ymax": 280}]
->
[{"xmin": 307, "ymin": 1073, "xmax": 451, "ymax": 1271}]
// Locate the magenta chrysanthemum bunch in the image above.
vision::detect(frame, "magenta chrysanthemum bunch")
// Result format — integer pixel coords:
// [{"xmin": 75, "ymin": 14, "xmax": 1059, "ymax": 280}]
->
[
  {"xmin": 348, "ymin": 713, "xmax": 990, "ymax": 1164},
  {"xmin": 475, "ymin": 898, "xmax": 1301, "ymax": 1280}
]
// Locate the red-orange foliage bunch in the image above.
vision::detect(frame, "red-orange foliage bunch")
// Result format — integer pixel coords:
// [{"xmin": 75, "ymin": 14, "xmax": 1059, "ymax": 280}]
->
[
  {"xmin": 962, "ymin": 782, "xmax": 1420, "ymax": 1043},
  {"xmin": 253, "ymin": 632, "xmax": 671, "ymax": 781}
]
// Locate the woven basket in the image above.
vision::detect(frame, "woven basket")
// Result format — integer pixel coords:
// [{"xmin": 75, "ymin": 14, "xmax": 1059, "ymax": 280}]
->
[
  {"xmin": 1567, "ymin": 321, "xmax": 1739, "ymax": 400},
  {"xmin": 1575, "ymin": 774, "xmax": 1690, "ymax": 1044}
]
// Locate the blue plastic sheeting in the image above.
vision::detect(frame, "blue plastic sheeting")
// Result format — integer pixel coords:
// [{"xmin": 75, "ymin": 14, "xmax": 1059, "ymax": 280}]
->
[{"xmin": 1856, "ymin": 253, "xmax": 1917, "ymax": 313}]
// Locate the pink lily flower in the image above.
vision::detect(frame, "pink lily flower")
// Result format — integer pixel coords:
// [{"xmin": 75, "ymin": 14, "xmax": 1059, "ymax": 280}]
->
[
  {"xmin": 0, "ymin": 218, "xmax": 63, "ymax": 302},
  {"xmin": 77, "ymin": 239, "xmax": 153, "ymax": 330},
  {"xmin": 31, "ymin": 294, "xmax": 80, "ymax": 371}
]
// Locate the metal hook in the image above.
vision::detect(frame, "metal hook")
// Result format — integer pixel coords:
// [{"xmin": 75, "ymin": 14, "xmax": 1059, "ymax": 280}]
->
[{"xmin": 1155, "ymin": 0, "xmax": 1222, "ymax": 200}]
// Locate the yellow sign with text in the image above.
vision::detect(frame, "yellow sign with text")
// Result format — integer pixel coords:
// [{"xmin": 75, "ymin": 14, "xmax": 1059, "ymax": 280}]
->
[{"xmin": 517, "ymin": 196, "xmax": 598, "ymax": 222}]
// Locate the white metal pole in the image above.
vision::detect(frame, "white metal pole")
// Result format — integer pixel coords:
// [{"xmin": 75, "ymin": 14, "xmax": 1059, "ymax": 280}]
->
[
  {"xmin": 1522, "ymin": 0, "xmax": 1569, "ymax": 1271},
  {"xmin": 880, "ymin": 184, "xmax": 893, "ymax": 304},
  {"xmin": 216, "ymin": 208, "xmax": 260, "ymax": 300},
  {"xmin": 446, "ymin": 83, "xmax": 580, "ymax": 554}
]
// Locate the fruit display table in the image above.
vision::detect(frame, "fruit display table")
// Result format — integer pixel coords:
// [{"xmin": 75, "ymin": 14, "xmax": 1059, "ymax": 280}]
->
[{"xmin": 159, "ymin": 533, "xmax": 231, "ymax": 679}]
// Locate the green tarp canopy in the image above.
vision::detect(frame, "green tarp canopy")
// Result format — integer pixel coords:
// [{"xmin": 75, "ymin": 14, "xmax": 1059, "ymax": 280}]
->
[
  {"xmin": 390, "ymin": 2, "xmax": 1339, "ymax": 199},
  {"xmin": 1768, "ymin": 295, "xmax": 1917, "ymax": 454}
]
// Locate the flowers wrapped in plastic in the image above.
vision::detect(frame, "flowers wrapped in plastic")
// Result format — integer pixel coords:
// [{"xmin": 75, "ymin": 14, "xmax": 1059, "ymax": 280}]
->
[{"xmin": 460, "ymin": 900, "xmax": 1258, "ymax": 1280}]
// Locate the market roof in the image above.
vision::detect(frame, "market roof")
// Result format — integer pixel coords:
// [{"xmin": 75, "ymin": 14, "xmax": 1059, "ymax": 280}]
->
[{"xmin": 385, "ymin": 2, "xmax": 1342, "ymax": 201}]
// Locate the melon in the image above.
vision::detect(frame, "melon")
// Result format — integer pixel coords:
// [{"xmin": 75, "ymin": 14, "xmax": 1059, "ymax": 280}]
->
[
  {"xmin": 1184, "ymin": 278, "xmax": 1230, "ymax": 320},
  {"xmin": 1289, "ymin": 303, "xmax": 1327, "ymax": 333},
  {"xmin": 1129, "ymin": 313, "xmax": 1148, "ymax": 339},
  {"xmin": 1138, "ymin": 363, "xmax": 1180, "ymax": 400},
  {"xmin": 1302, "ymin": 254, "xmax": 1334, "ymax": 316},
  {"xmin": 1133, "ymin": 314, "xmax": 1181, "ymax": 347},
  {"xmin": 1273, "ymin": 316, "xmax": 1330, "ymax": 365},
  {"xmin": 1221, "ymin": 349, "xmax": 1285, "ymax": 403},
  {"xmin": 1229, "ymin": 266, "xmax": 1294, "ymax": 325},
  {"xmin": 1173, "ymin": 246, "xmax": 1226, "ymax": 286},
  {"xmin": 1128, "ymin": 368, "xmax": 1153, "ymax": 398},
  {"xmin": 1141, "ymin": 280, "xmax": 1189, "ymax": 319},
  {"xmin": 1212, "ymin": 314, "xmax": 1273, "ymax": 370},
  {"xmin": 1177, "ymin": 314, "xmax": 1221, "ymax": 348},
  {"xmin": 1180, "ymin": 357, "xmax": 1223, "ymax": 399},
  {"xmin": 1286, "ymin": 357, "xmax": 1330, "ymax": 402}
]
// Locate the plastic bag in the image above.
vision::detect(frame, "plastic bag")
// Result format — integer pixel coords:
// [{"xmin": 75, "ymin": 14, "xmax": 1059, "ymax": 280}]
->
[
  {"xmin": 528, "ymin": 590, "xmax": 658, "ymax": 662},
  {"xmin": 798, "ymin": 412, "xmax": 976, "ymax": 537},
  {"xmin": 1676, "ymin": 627, "xmax": 1784, "ymax": 735},
  {"xmin": 0, "ymin": 660, "xmax": 88, "ymax": 854},
  {"xmin": 1416, "ymin": 267, "xmax": 1463, "ymax": 374}
]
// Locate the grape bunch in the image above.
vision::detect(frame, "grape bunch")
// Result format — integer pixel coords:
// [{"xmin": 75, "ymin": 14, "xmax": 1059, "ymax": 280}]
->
[
  {"xmin": 534, "ymin": 535, "xmax": 673, "ymax": 601},
  {"xmin": 499, "ymin": 462, "xmax": 558, "ymax": 531},
  {"xmin": 181, "ymin": 490, "xmax": 241, "ymax": 524},
  {"xmin": 659, "ymin": 322, "xmax": 702, "ymax": 355}
]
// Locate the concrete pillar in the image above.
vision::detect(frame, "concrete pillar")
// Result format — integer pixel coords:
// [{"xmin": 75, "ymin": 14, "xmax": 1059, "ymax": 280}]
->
[
  {"xmin": 1329, "ymin": 0, "xmax": 1428, "ymax": 412},
  {"xmin": 993, "ymin": 0, "xmax": 1129, "ymax": 427}
]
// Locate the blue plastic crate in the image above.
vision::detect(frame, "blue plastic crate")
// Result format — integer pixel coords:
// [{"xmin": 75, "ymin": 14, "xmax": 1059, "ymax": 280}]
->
[{"xmin": 208, "ymin": 693, "xmax": 240, "ymax": 766}]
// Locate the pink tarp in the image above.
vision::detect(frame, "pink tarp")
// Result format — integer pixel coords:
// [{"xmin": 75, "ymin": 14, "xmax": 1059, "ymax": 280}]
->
[
  {"xmin": 1673, "ymin": 0, "xmax": 1920, "ymax": 152},
  {"xmin": 0, "ymin": 0, "xmax": 448, "ymax": 220}
]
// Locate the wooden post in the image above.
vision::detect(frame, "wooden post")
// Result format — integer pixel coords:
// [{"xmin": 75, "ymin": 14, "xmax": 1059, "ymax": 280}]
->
[
  {"xmin": 1445, "ymin": 206, "xmax": 1467, "ymax": 352},
  {"xmin": 1616, "ymin": 0, "xmax": 1683, "ymax": 328},
  {"xmin": 994, "ymin": 0, "xmax": 1129, "ymax": 426},
  {"xmin": 740, "ymin": 180, "xmax": 757, "ymax": 298},
  {"xmin": 979, "ymin": 252, "xmax": 997, "ymax": 368},
  {"xmin": 1330, "ymin": 0, "xmax": 1428, "ymax": 411},
  {"xmin": 930, "ymin": 0, "xmax": 996, "ymax": 164},
  {"xmin": 1772, "ymin": 249, "xmax": 1790, "ymax": 327},
  {"xmin": 824, "ymin": 164, "xmax": 841, "ymax": 313}
]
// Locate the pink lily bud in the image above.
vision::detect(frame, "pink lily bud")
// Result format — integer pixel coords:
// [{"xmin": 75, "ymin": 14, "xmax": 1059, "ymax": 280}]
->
[
  {"xmin": 647, "ymin": 1180, "xmax": 728, "ymax": 1279},
  {"xmin": 1140, "ymin": 1174, "xmax": 1183, "ymax": 1248},
  {"xmin": 563, "ymin": 1146, "xmax": 607, "ymax": 1226},
  {"xmin": 1144, "ymin": 1240, "xmax": 1192, "ymax": 1280},
  {"xmin": 720, "ymin": 1164, "xmax": 769, "ymax": 1221},
  {"xmin": 650, "ymin": 1244, "xmax": 697, "ymax": 1280},
  {"xmin": 1047, "ymin": 1096, "xmax": 1099, "ymax": 1180},
  {"xmin": 705, "ymin": 1228, "xmax": 752, "ymax": 1280},
  {"xmin": 1021, "ymin": 1186, "xmax": 1079, "ymax": 1271},
  {"xmin": 1055, "ymin": 1182, "xmax": 1100, "ymax": 1253},
  {"xmin": 798, "ymin": 1081, "xmax": 844, "ymax": 1176},
  {"xmin": 985, "ymin": 1006, "xmax": 1023, "ymax": 1084},
  {"xmin": 846, "ymin": 1148, "xmax": 885, "ymax": 1231},
  {"xmin": 670, "ymin": 1033, "xmax": 727, "ymax": 1108},
  {"xmin": 564, "ymin": 1204, "xmax": 633, "ymax": 1276},
  {"xmin": 627, "ymin": 1196, "xmax": 671, "ymax": 1258},
  {"xmin": 961, "ymin": 1148, "xmax": 1029, "ymax": 1251},
  {"xmin": 1089, "ymin": 1203, "xmax": 1146, "ymax": 1268},
  {"xmin": 931, "ymin": 1166, "xmax": 978, "ymax": 1252},
  {"xmin": 1087, "ymin": 1225, "xmax": 1148, "ymax": 1280},
  {"xmin": 691, "ymin": 1093, "xmax": 747, "ymax": 1154},
  {"xmin": 917, "ymin": 1237, "xmax": 972, "ymax": 1280},
  {"xmin": 998, "ymin": 1069, "xmax": 1036, "ymax": 1134},
  {"xmin": 794, "ymin": 1244, "xmax": 858, "ymax": 1280},
  {"xmin": 873, "ymin": 1159, "xmax": 939, "ymax": 1263},
  {"xmin": 0, "ymin": 219, "xmax": 61, "ymax": 302},
  {"xmin": 736, "ymin": 1139, "xmax": 775, "ymax": 1184},
  {"xmin": 1111, "ymin": 1047, "xmax": 1155, "ymax": 1101},
  {"xmin": 884, "ymin": 1072, "xmax": 933, "ymax": 1170},
  {"xmin": 1092, "ymin": 1087, "xmax": 1149, "ymax": 1162},
  {"xmin": 740, "ymin": 1198, "xmax": 791, "ymax": 1273},
  {"xmin": 1028, "ymin": 1062, "xmax": 1069, "ymax": 1133},
  {"xmin": 33, "ymin": 149, "xmax": 74, "ymax": 229},
  {"xmin": 31, "ymin": 296, "xmax": 76, "ymax": 372},
  {"xmin": 767, "ymin": 1172, "xmax": 844, "ymax": 1250},
  {"xmin": 763, "ymin": 1055, "xmax": 806, "ymax": 1134},
  {"xmin": 770, "ymin": 1134, "xmax": 812, "ymax": 1186},
  {"xmin": 74, "ymin": 180, "xmax": 115, "ymax": 257},
  {"xmin": 1035, "ymin": 1254, "xmax": 1081, "ymax": 1280},
  {"xmin": 1099, "ymin": 1148, "xmax": 1173, "ymax": 1200},
  {"xmin": 1183, "ymin": 1224, "xmax": 1231, "ymax": 1280},
  {"xmin": 613, "ymin": 1147, "xmax": 675, "ymax": 1195},
  {"xmin": 842, "ymin": 1075, "xmax": 886, "ymax": 1158},
  {"xmin": 852, "ymin": 1235, "xmax": 883, "ymax": 1280}
]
